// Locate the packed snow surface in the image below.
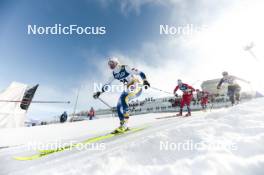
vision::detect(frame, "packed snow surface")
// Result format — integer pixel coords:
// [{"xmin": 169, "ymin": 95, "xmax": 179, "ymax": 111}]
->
[{"xmin": 1, "ymin": 98, "xmax": 264, "ymax": 175}]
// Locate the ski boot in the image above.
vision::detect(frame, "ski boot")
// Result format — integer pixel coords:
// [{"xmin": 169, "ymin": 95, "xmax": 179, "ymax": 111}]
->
[
  {"xmin": 111, "ymin": 120, "xmax": 129, "ymax": 134},
  {"xmin": 184, "ymin": 112, "xmax": 191, "ymax": 117},
  {"xmin": 185, "ymin": 107, "xmax": 191, "ymax": 117},
  {"xmin": 176, "ymin": 109, "xmax": 183, "ymax": 117}
]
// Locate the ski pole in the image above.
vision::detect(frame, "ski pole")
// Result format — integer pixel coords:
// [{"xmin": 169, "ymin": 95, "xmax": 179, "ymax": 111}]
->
[
  {"xmin": 98, "ymin": 97, "xmax": 116, "ymax": 119},
  {"xmin": 98, "ymin": 97, "xmax": 113, "ymax": 110},
  {"xmin": 150, "ymin": 86, "xmax": 174, "ymax": 95},
  {"xmin": 72, "ymin": 88, "xmax": 80, "ymax": 118}
]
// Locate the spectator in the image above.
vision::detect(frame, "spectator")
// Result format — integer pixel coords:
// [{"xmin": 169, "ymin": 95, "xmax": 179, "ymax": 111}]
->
[{"xmin": 88, "ymin": 107, "xmax": 95, "ymax": 120}]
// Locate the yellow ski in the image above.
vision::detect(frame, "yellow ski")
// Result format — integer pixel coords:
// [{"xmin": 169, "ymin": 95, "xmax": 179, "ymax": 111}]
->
[{"xmin": 14, "ymin": 127, "xmax": 145, "ymax": 161}]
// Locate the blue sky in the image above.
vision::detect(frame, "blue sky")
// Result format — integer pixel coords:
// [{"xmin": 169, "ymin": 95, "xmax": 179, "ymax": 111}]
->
[
  {"xmin": 0, "ymin": 0, "xmax": 263, "ymax": 120},
  {"xmin": 0, "ymin": 0, "xmax": 172, "ymax": 119},
  {"xmin": 0, "ymin": 0, "xmax": 166, "ymax": 86}
]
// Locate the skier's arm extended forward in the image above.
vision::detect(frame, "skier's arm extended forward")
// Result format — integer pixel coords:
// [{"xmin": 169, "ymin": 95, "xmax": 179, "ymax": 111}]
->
[
  {"xmin": 93, "ymin": 76, "xmax": 115, "ymax": 99},
  {"xmin": 187, "ymin": 84, "xmax": 195, "ymax": 92},
  {"xmin": 217, "ymin": 78, "xmax": 224, "ymax": 89},
  {"xmin": 233, "ymin": 76, "xmax": 250, "ymax": 84}
]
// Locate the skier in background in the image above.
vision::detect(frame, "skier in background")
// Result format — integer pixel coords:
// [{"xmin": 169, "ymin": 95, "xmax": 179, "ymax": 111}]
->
[
  {"xmin": 217, "ymin": 71, "xmax": 249, "ymax": 105},
  {"xmin": 174, "ymin": 79, "xmax": 195, "ymax": 116},
  {"xmin": 93, "ymin": 57, "xmax": 150, "ymax": 133},
  {"xmin": 88, "ymin": 107, "xmax": 95, "ymax": 120},
  {"xmin": 195, "ymin": 89, "xmax": 202, "ymax": 105},
  {"xmin": 196, "ymin": 89, "xmax": 210, "ymax": 111}
]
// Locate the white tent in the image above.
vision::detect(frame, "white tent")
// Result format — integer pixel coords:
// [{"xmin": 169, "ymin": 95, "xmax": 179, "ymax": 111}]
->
[{"xmin": 0, "ymin": 82, "xmax": 28, "ymax": 128}]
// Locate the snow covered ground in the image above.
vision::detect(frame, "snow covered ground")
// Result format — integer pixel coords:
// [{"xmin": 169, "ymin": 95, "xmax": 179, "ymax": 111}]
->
[{"xmin": 1, "ymin": 98, "xmax": 264, "ymax": 175}]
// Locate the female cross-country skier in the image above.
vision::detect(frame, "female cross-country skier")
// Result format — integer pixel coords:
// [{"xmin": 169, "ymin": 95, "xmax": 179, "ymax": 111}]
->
[
  {"xmin": 217, "ymin": 71, "xmax": 249, "ymax": 105},
  {"xmin": 196, "ymin": 89, "xmax": 210, "ymax": 111},
  {"xmin": 93, "ymin": 57, "xmax": 150, "ymax": 133},
  {"xmin": 174, "ymin": 79, "xmax": 195, "ymax": 117}
]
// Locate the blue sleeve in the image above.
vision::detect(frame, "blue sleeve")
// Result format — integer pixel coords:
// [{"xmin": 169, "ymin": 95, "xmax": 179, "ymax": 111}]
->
[
  {"xmin": 139, "ymin": 72, "xmax": 146, "ymax": 80},
  {"xmin": 101, "ymin": 76, "xmax": 115, "ymax": 92}
]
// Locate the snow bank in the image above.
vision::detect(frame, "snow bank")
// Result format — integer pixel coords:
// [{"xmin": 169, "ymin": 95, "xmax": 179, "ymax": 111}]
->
[
  {"xmin": 1, "ymin": 98, "xmax": 264, "ymax": 175},
  {"xmin": 82, "ymin": 98, "xmax": 264, "ymax": 175}
]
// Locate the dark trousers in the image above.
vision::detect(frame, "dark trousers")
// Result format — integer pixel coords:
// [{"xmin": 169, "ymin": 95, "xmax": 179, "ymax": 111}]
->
[{"xmin": 227, "ymin": 84, "xmax": 241, "ymax": 105}]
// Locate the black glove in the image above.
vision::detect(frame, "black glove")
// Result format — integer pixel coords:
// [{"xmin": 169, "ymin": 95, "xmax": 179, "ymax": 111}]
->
[
  {"xmin": 217, "ymin": 85, "xmax": 221, "ymax": 90},
  {"xmin": 143, "ymin": 80, "xmax": 150, "ymax": 89},
  {"xmin": 175, "ymin": 93, "xmax": 178, "ymax": 97},
  {"xmin": 93, "ymin": 91, "xmax": 101, "ymax": 99}
]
